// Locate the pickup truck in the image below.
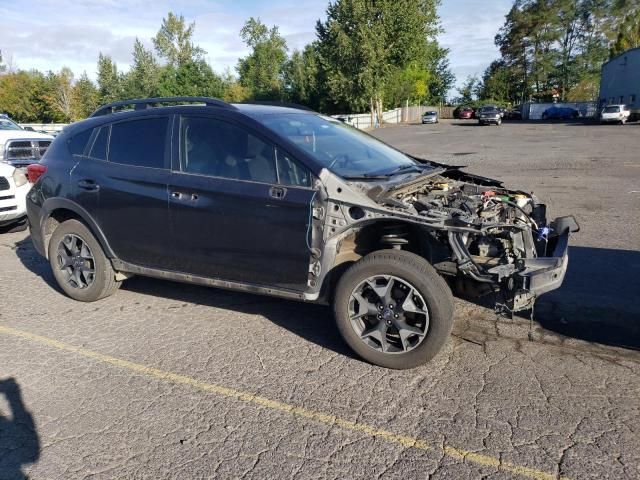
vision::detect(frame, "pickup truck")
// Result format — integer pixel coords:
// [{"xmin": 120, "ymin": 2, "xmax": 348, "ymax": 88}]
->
[{"xmin": 0, "ymin": 114, "xmax": 54, "ymax": 168}]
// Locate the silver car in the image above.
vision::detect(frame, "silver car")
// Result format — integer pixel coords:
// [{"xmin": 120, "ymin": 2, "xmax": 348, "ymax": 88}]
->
[{"xmin": 421, "ymin": 111, "xmax": 438, "ymax": 124}]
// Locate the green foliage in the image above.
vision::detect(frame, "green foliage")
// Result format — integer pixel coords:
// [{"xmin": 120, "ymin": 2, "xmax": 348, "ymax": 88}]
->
[
  {"xmin": 610, "ymin": 7, "xmax": 640, "ymax": 58},
  {"xmin": 153, "ymin": 12, "xmax": 206, "ymax": 67},
  {"xmin": 237, "ymin": 18, "xmax": 288, "ymax": 100},
  {"xmin": 123, "ymin": 39, "xmax": 160, "ymax": 99},
  {"xmin": 97, "ymin": 53, "xmax": 123, "ymax": 104},
  {"xmin": 2, "ymin": 7, "xmax": 457, "ymax": 122},
  {"xmin": 157, "ymin": 60, "xmax": 225, "ymax": 98},
  {"xmin": 72, "ymin": 73, "xmax": 100, "ymax": 120},
  {"xmin": 489, "ymin": 0, "xmax": 633, "ymax": 103},
  {"xmin": 316, "ymin": 0, "xmax": 450, "ymax": 120},
  {"xmin": 283, "ymin": 44, "xmax": 325, "ymax": 109},
  {"xmin": 456, "ymin": 75, "xmax": 481, "ymax": 103}
]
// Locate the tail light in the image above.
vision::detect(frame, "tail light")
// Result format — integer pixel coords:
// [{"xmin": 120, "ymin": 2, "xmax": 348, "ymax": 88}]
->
[{"xmin": 27, "ymin": 163, "xmax": 47, "ymax": 184}]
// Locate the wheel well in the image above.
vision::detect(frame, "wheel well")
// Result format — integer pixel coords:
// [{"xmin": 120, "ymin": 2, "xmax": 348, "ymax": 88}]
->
[
  {"xmin": 321, "ymin": 220, "xmax": 450, "ymax": 302},
  {"xmin": 42, "ymin": 209, "xmax": 84, "ymax": 258}
]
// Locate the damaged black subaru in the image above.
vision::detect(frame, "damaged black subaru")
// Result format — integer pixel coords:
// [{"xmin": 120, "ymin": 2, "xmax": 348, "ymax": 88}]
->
[{"xmin": 26, "ymin": 97, "xmax": 579, "ymax": 369}]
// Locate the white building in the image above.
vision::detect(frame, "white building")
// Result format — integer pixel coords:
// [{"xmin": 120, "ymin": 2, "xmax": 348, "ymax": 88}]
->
[{"xmin": 599, "ymin": 47, "xmax": 640, "ymax": 120}]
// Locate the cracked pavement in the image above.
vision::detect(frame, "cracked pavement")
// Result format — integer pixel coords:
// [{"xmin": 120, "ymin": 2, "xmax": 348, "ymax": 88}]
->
[{"xmin": 1, "ymin": 120, "xmax": 639, "ymax": 479}]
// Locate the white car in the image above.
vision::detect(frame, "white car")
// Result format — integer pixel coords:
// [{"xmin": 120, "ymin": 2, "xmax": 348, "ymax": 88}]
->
[
  {"xmin": 600, "ymin": 104, "xmax": 631, "ymax": 124},
  {"xmin": 0, "ymin": 114, "xmax": 54, "ymax": 168},
  {"xmin": 0, "ymin": 162, "xmax": 30, "ymax": 232}
]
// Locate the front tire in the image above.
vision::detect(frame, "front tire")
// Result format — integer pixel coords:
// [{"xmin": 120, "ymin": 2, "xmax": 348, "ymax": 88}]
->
[
  {"xmin": 48, "ymin": 219, "xmax": 121, "ymax": 302},
  {"xmin": 333, "ymin": 250, "xmax": 454, "ymax": 369}
]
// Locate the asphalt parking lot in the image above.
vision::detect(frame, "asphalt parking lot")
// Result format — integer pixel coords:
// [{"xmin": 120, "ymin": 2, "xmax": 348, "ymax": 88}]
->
[{"xmin": 1, "ymin": 119, "xmax": 639, "ymax": 479}]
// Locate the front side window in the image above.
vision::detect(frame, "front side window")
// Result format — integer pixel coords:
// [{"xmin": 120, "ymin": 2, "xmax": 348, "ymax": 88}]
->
[
  {"xmin": 276, "ymin": 150, "xmax": 311, "ymax": 187},
  {"xmin": 108, "ymin": 117, "xmax": 168, "ymax": 168},
  {"xmin": 180, "ymin": 116, "xmax": 277, "ymax": 184},
  {"xmin": 256, "ymin": 113, "xmax": 430, "ymax": 179}
]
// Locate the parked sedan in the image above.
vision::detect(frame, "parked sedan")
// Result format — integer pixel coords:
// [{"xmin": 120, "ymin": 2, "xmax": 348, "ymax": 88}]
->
[
  {"xmin": 458, "ymin": 107, "xmax": 474, "ymax": 119},
  {"xmin": 541, "ymin": 106, "xmax": 579, "ymax": 120},
  {"xmin": 421, "ymin": 111, "xmax": 438, "ymax": 124},
  {"xmin": 600, "ymin": 105, "xmax": 630, "ymax": 124}
]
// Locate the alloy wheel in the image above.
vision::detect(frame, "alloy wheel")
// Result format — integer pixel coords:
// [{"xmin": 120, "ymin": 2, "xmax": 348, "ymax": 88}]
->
[
  {"xmin": 56, "ymin": 234, "xmax": 96, "ymax": 289},
  {"xmin": 348, "ymin": 275, "xmax": 429, "ymax": 354}
]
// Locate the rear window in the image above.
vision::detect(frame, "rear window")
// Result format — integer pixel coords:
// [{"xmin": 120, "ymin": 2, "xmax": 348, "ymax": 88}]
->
[
  {"xmin": 108, "ymin": 117, "xmax": 169, "ymax": 168},
  {"xmin": 603, "ymin": 106, "xmax": 620, "ymax": 113},
  {"xmin": 68, "ymin": 129, "xmax": 92, "ymax": 156}
]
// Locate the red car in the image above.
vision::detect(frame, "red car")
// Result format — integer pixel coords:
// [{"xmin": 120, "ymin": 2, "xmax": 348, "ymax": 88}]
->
[{"xmin": 458, "ymin": 107, "xmax": 474, "ymax": 119}]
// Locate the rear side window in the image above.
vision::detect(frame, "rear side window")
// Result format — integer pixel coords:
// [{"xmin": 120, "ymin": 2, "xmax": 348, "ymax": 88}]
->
[
  {"xmin": 89, "ymin": 126, "xmax": 109, "ymax": 161},
  {"xmin": 109, "ymin": 117, "xmax": 169, "ymax": 168},
  {"xmin": 68, "ymin": 129, "xmax": 92, "ymax": 156}
]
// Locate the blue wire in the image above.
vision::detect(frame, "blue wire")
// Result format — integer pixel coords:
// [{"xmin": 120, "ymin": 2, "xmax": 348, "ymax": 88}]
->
[{"xmin": 306, "ymin": 190, "xmax": 318, "ymax": 253}]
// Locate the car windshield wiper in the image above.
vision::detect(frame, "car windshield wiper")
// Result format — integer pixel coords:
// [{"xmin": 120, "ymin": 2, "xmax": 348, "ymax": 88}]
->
[
  {"xmin": 342, "ymin": 174, "xmax": 391, "ymax": 180},
  {"xmin": 379, "ymin": 163, "xmax": 432, "ymax": 176}
]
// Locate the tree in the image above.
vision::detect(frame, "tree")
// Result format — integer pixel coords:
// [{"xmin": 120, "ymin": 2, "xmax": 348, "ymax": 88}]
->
[
  {"xmin": 72, "ymin": 73, "xmax": 99, "ymax": 120},
  {"xmin": 237, "ymin": 17, "xmax": 288, "ymax": 99},
  {"xmin": 49, "ymin": 67, "xmax": 74, "ymax": 121},
  {"xmin": 457, "ymin": 75, "xmax": 481, "ymax": 103},
  {"xmin": 96, "ymin": 53, "xmax": 122, "ymax": 103},
  {"xmin": 123, "ymin": 39, "xmax": 160, "ymax": 98},
  {"xmin": 153, "ymin": 12, "xmax": 206, "ymax": 67},
  {"xmin": 157, "ymin": 60, "xmax": 224, "ymax": 98},
  {"xmin": 427, "ymin": 51, "xmax": 455, "ymax": 104},
  {"xmin": 610, "ymin": 8, "xmax": 640, "ymax": 57},
  {"xmin": 283, "ymin": 44, "xmax": 324, "ymax": 108},
  {"xmin": 316, "ymin": 0, "xmax": 446, "ymax": 122}
]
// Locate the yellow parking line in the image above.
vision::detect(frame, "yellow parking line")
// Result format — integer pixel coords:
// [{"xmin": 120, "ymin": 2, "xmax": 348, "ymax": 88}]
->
[{"xmin": 0, "ymin": 324, "xmax": 569, "ymax": 480}]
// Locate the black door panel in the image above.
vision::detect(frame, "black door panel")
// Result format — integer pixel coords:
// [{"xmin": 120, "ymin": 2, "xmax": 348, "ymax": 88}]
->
[
  {"xmin": 70, "ymin": 116, "xmax": 172, "ymax": 269},
  {"xmin": 169, "ymin": 173, "xmax": 313, "ymax": 289}
]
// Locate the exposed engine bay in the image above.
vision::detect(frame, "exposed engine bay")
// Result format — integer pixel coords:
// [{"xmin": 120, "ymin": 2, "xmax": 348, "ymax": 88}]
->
[{"xmin": 313, "ymin": 161, "xmax": 579, "ymax": 313}]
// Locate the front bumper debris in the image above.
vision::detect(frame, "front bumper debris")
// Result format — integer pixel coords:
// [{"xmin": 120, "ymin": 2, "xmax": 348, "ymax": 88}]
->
[{"xmin": 512, "ymin": 216, "xmax": 579, "ymax": 310}]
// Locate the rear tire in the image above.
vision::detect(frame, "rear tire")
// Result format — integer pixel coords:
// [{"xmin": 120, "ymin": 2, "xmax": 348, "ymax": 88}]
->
[
  {"xmin": 333, "ymin": 250, "xmax": 454, "ymax": 369},
  {"xmin": 48, "ymin": 219, "xmax": 121, "ymax": 302}
]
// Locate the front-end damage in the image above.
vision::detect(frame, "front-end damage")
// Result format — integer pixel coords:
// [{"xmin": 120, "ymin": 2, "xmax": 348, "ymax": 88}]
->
[{"xmin": 306, "ymin": 160, "xmax": 579, "ymax": 313}]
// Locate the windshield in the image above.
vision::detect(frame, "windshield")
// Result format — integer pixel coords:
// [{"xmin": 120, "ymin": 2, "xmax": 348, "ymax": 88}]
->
[
  {"xmin": 257, "ymin": 113, "xmax": 426, "ymax": 178},
  {"xmin": 424, "ymin": 111, "xmax": 437, "ymax": 115},
  {"xmin": 0, "ymin": 118, "xmax": 22, "ymax": 131},
  {"xmin": 603, "ymin": 106, "xmax": 620, "ymax": 113}
]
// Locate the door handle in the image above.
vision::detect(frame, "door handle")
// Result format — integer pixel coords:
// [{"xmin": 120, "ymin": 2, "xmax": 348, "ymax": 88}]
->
[
  {"xmin": 269, "ymin": 186, "xmax": 287, "ymax": 199},
  {"xmin": 171, "ymin": 191, "xmax": 183, "ymax": 200},
  {"xmin": 77, "ymin": 179, "xmax": 99, "ymax": 191}
]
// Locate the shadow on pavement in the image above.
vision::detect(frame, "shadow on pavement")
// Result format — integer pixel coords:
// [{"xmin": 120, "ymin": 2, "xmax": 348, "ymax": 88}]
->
[
  {"xmin": 122, "ymin": 275, "xmax": 358, "ymax": 360},
  {"xmin": 535, "ymin": 246, "xmax": 640, "ymax": 351},
  {"xmin": 0, "ymin": 378, "xmax": 40, "ymax": 480},
  {"xmin": 13, "ymin": 233, "xmax": 640, "ymax": 354}
]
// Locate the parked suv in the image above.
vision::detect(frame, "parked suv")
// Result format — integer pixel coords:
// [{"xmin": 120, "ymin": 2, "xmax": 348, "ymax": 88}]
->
[
  {"xmin": 26, "ymin": 97, "xmax": 578, "ymax": 369},
  {"xmin": 477, "ymin": 106, "xmax": 502, "ymax": 125}
]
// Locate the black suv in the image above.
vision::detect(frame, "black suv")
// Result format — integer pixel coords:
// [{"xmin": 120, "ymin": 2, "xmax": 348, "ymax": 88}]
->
[{"xmin": 26, "ymin": 97, "xmax": 578, "ymax": 369}]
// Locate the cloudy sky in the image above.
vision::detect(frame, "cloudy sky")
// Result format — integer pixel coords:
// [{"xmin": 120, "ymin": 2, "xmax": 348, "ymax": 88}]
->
[{"xmin": 0, "ymin": 0, "xmax": 513, "ymax": 96}]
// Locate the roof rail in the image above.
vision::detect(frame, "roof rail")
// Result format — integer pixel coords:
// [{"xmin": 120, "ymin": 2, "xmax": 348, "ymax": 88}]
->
[
  {"xmin": 242, "ymin": 101, "xmax": 315, "ymax": 112},
  {"xmin": 90, "ymin": 97, "xmax": 237, "ymax": 118}
]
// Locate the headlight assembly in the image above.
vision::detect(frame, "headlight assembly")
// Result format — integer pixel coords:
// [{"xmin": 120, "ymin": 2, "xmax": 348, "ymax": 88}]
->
[{"xmin": 13, "ymin": 168, "xmax": 28, "ymax": 187}]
